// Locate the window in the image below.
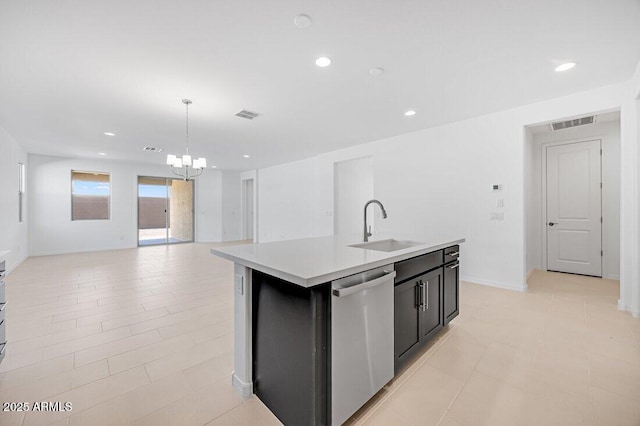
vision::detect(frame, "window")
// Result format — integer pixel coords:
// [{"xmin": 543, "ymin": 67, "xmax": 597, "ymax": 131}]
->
[
  {"xmin": 71, "ymin": 171, "xmax": 110, "ymax": 220},
  {"xmin": 18, "ymin": 162, "xmax": 25, "ymax": 222}
]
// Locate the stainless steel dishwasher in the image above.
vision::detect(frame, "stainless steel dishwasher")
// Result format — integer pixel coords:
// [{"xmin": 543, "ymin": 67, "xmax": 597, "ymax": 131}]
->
[{"xmin": 331, "ymin": 264, "xmax": 395, "ymax": 425}]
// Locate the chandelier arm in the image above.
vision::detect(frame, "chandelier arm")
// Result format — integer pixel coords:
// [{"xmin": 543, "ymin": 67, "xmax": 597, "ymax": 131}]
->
[
  {"xmin": 192, "ymin": 168, "xmax": 204, "ymax": 178},
  {"xmin": 171, "ymin": 168, "xmax": 186, "ymax": 178}
]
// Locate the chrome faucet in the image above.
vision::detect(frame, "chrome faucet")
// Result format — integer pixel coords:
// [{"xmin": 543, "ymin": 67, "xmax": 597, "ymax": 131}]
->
[{"xmin": 363, "ymin": 199, "xmax": 388, "ymax": 242}]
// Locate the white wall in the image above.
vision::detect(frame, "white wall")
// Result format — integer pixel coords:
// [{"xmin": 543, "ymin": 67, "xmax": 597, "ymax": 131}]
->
[
  {"xmin": 527, "ymin": 120, "xmax": 621, "ymax": 279},
  {"xmin": 221, "ymin": 171, "xmax": 241, "ymax": 241},
  {"xmin": 334, "ymin": 157, "xmax": 374, "ymax": 237},
  {"xmin": 258, "ymin": 159, "xmax": 333, "ymax": 242},
  {"xmin": 0, "ymin": 125, "xmax": 28, "ymax": 272},
  {"xmin": 628, "ymin": 61, "xmax": 640, "ymax": 317},
  {"xmin": 524, "ymin": 126, "xmax": 538, "ymax": 278},
  {"xmin": 195, "ymin": 170, "xmax": 223, "ymax": 242},
  {"xmin": 28, "ymin": 154, "xmax": 241, "ymax": 255},
  {"xmin": 255, "ymin": 80, "xmax": 638, "ymax": 300}
]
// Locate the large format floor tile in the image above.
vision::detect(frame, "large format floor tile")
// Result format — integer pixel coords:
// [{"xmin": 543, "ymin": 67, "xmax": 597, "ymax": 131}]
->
[{"xmin": 0, "ymin": 246, "xmax": 637, "ymax": 425}]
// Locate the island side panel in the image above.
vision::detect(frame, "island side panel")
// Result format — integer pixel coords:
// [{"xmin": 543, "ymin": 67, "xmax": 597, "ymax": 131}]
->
[
  {"xmin": 252, "ymin": 270, "xmax": 329, "ymax": 426},
  {"xmin": 232, "ymin": 263, "xmax": 253, "ymax": 398}
]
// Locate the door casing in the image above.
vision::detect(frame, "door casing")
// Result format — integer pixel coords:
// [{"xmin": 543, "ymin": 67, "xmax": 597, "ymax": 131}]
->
[{"xmin": 136, "ymin": 176, "xmax": 195, "ymax": 246}]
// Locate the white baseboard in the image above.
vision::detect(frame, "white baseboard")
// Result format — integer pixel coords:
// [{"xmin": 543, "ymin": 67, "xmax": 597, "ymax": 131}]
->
[
  {"xmin": 617, "ymin": 299, "xmax": 640, "ymax": 318},
  {"xmin": 460, "ymin": 275, "xmax": 528, "ymax": 292},
  {"xmin": 30, "ymin": 245, "xmax": 137, "ymax": 257},
  {"xmin": 6, "ymin": 254, "xmax": 28, "ymax": 275},
  {"xmin": 603, "ymin": 274, "xmax": 620, "ymax": 280},
  {"xmin": 232, "ymin": 372, "xmax": 253, "ymax": 400},
  {"xmin": 526, "ymin": 267, "xmax": 540, "ymax": 281}
]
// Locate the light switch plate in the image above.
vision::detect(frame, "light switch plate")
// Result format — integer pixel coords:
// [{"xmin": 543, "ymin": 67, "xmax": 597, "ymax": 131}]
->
[{"xmin": 497, "ymin": 199, "xmax": 504, "ymax": 208}]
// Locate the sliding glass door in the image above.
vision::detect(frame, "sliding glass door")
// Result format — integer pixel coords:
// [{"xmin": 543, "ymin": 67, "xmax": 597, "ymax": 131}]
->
[{"xmin": 138, "ymin": 177, "xmax": 194, "ymax": 246}]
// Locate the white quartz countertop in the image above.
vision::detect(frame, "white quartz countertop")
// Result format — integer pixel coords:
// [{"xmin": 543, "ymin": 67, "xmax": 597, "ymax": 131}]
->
[{"xmin": 210, "ymin": 235, "xmax": 464, "ymax": 287}]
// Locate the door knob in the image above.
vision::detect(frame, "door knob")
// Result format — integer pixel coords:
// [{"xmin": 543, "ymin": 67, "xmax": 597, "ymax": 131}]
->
[{"xmin": 548, "ymin": 222, "xmax": 557, "ymax": 226}]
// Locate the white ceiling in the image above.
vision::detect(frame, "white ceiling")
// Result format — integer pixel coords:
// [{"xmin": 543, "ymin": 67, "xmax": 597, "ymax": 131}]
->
[{"xmin": 1, "ymin": 0, "xmax": 639, "ymax": 171}]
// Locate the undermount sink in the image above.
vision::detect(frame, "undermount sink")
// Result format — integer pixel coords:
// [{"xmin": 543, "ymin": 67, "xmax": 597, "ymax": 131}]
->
[{"xmin": 349, "ymin": 239, "xmax": 423, "ymax": 252}]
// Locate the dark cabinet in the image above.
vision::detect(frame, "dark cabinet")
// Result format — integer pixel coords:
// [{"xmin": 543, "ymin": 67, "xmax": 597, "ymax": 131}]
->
[
  {"xmin": 393, "ymin": 255, "xmax": 444, "ymax": 373},
  {"xmin": 443, "ymin": 244, "xmax": 460, "ymax": 325},
  {"xmin": 443, "ymin": 260, "xmax": 459, "ymax": 325},
  {"xmin": 419, "ymin": 268, "xmax": 443, "ymax": 342},
  {"xmin": 394, "ymin": 279, "xmax": 421, "ymax": 366},
  {"xmin": 393, "ymin": 246, "xmax": 459, "ymax": 373}
]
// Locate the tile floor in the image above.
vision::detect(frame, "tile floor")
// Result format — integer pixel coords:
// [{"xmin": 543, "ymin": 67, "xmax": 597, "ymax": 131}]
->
[{"xmin": 0, "ymin": 243, "xmax": 638, "ymax": 425}]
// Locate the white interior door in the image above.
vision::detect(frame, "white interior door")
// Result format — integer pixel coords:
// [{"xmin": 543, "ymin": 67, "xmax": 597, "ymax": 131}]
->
[{"xmin": 546, "ymin": 140, "xmax": 602, "ymax": 276}]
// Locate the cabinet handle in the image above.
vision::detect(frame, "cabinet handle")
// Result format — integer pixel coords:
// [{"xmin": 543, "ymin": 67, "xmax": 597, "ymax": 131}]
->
[
  {"xmin": 421, "ymin": 281, "xmax": 426, "ymax": 312},
  {"xmin": 426, "ymin": 280, "xmax": 429, "ymax": 310},
  {"xmin": 0, "ymin": 341, "xmax": 6, "ymax": 356},
  {"xmin": 447, "ymin": 263, "xmax": 459, "ymax": 269},
  {"xmin": 0, "ymin": 302, "xmax": 6, "ymax": 312},
  {"xmin": 415, "ymin": 282, "xmax": 420, "ymax": 308},
  {"xmin": 446, "ymin": 251, "xmax": 459, "ymax": 257}
]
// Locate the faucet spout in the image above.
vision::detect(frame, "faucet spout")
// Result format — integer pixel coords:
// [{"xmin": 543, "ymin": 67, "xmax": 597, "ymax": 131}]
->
[{"xmin": 363, "ymin": 199, "xmax": 388, "ymax": 242}]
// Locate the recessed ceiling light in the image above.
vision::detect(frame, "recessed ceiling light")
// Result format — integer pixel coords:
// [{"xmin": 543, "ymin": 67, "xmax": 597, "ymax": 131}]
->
[
  {"xmin": 315, "ymin": 57, "xmax": 332, "ymax": 67},
  {"xmin": 243, "ymin": 155, "xmax": 250, "ymax": 158},
  {"xmin": 555, "ymin": 62, "xmax": 576, "ymax": 72},
  {"xmin": 211, "ymin": 165, "xmax": 217, "ymax": 168},
  {"xmin": 404, "ymin": 110, "xmax": 416, "ymax": 116},
  {"xmin": 294, "ymin": 14, "xmax": 312, "ymax": 29},
  {"xmin": 104, "ymin": 132, "xmax": 115, "ymax": 136},
  {"xmin": 98, "ymin": 152, "xmax": 107, "ymax": 156},
  {"xmin": 369, "ymin": 67, "xmax": 384, "ymax": 77}
]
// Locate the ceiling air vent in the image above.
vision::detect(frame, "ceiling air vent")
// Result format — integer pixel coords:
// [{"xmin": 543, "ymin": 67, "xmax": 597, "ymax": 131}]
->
[
  {"xmin": 235, "ymin": 109, "xmax": 262, "ymax": 120},
  {"xmin": 550, "ymin": 116, "xmax": 595, "ymax": 131},
  {"xmin": 143, "ymin": 146, "xmax": 162, "ymax": 152}
]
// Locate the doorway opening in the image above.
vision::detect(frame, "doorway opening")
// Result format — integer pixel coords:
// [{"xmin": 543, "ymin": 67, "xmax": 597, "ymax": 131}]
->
[
  {"xmin": 242, "ymin": 178, "xmax": 255, "ymax": 241},
  {"xmin": 333, "ymin": 157, "xmax": 374, "ymax": 237},
  {"xmin": 525, "ymin": 111, "xmax": 621, "ymax": 280},
  {"xmin": 137, "ymin": 176, "xmax": 194, "ymax": 246}
]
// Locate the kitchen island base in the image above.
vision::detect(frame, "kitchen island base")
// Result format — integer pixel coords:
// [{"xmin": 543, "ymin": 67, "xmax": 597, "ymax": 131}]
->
[{"xmin": 214, "ymin": 237, "xmax": 464, "ymax": 425}]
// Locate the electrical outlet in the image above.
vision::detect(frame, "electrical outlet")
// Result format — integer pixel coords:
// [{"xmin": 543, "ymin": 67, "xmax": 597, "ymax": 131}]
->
[{"xmin": 489, "ymin": 212, "xmax": 504, "ymax": 221}]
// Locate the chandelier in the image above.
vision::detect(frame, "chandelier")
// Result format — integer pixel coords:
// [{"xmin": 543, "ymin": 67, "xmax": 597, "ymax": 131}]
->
[{"xmin": 166, "ymin": 99, "xmax": 207, "ymax": 180}]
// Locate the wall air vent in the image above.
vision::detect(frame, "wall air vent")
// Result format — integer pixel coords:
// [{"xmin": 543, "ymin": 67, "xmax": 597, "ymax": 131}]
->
[
  {"xmin": 143, "ymin": 147, "xmax": 163, "ymax": 152},
  {"xmin": 235, "ymin": 109, "xmax": 262, "ymax": 120},
  {"xmin": 550, "ymin": 116, "xmax": 595, "ymax": 131}
]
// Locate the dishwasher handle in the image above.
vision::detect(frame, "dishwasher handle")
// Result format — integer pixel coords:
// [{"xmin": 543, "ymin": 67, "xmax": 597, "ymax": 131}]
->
[{"xmin": 332, "ymin": 270, "xmax": 396, "ymax": 298}]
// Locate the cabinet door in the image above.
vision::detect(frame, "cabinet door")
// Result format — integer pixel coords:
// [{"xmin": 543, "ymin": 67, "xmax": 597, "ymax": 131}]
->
[
  {"xmin": 394, "ymin": 279, "xmax": 420, "ymax": 369},
  {"xmin": 444, "ymin": 261, "xmax": 459, "ymax": 324},
  {"xmin": 419, "ymin": 269, "xmax": 443, "ymax": 342}
]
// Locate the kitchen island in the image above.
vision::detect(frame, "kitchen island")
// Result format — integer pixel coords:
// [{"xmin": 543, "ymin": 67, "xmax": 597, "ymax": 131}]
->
[{"xmin": 211, "ymin": 235, "xmax": 464, "ymax": 425}]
